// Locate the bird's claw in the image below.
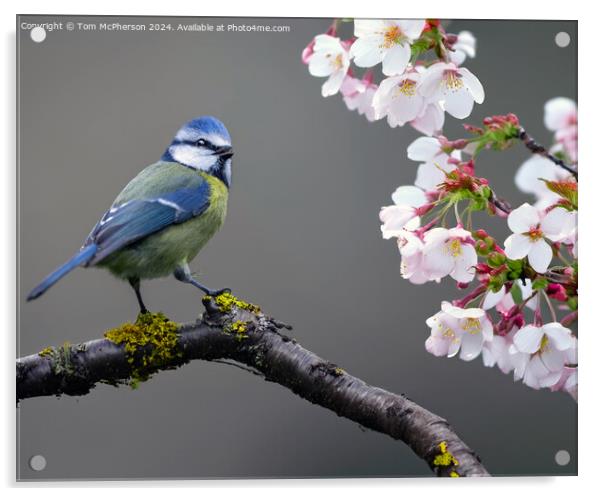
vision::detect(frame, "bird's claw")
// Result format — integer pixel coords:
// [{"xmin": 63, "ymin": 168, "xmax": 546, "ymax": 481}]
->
[{"xmin": 205, "ymin": 287, "xmax": 231, "ymax": 297}]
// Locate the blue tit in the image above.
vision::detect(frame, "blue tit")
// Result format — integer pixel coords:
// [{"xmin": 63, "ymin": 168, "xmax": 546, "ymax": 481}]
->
[{"xmin": 27, "ymin": 116, "xmax": 234, "ymax": 313}]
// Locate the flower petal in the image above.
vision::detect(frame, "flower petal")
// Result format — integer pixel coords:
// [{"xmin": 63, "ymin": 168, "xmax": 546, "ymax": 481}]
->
[
  {"xmin": 442, "ymin": 87, "xmax": 475, "ymax": 119},
  {"xmin": 504, "ymin": 233, "xmax": 531, "ymax": 260},
  {"xmin": 397, "ymin": 19, "xmax": 426, "ymax": 40},
  {"xmin": 508, "ymin": 203, "xmax": 540, "ymax": 233},
  {"xmin": 349, "ymin": 36, "xmax": 384, "ymax": 67},
  {"xmin": 483, "ymin": 287, "xmax": 507, "ymax": 310},
  {"xmin": 528, "ymin": 239, "xmax": 552, "ymax": 273},
  {"xmin": 407, "ymin": 136, "xmax": 441, "ymax": 162},
  {"xmin": 321, "ymin": 70, "xmax": 346, "ymax": 97},
  {"xmin": 391, "ymin": 185, "xmax": 427, "ymax": 207},
  {"xmin": 544, "ymin": 97, "xmax": 576, "ymax": 132},
  {"xmin": 459, "ymin": 331, "xmax": 483, "ymax": 361},
  {"xmin": 450, "ymin": 243, "xmax": 477, "ymax": 283},
  {"xmin": 541, "ymin": 207, "xmax": 575, "ymax": 240},
  {"xmin": 542, "ymin": 323, "xmax": 575, "ymax": 351},
  {"xmin": 353, "ymin": 20, "xmax": 386, "ymax": 37},
  {"xmin": 382, "ymin": 42, "xmax": 411, "ymax": 76},
  {"xmin": 513, "ymin": 324, "xmax": 544, "ymax": 354},
  {"xmin": 458, "ymin": 68, "xmax": 484, "ymax": 104}
]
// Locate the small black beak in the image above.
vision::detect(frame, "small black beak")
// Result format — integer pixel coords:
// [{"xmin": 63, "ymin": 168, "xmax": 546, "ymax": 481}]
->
[{"xmin": 214, "ymin": 145, "xmax": 234, "ymax": 160}]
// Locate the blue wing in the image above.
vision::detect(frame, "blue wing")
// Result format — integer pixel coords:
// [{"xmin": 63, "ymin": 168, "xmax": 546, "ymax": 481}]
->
[{"xmin": 84, "ymin": 180, "xmax": 211, "ymax": 265}]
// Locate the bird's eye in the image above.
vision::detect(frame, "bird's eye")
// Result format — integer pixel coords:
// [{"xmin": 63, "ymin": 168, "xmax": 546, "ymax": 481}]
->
[{"xmin": 196, "ymin": 138, "xmax": 209, "ymax": 147}]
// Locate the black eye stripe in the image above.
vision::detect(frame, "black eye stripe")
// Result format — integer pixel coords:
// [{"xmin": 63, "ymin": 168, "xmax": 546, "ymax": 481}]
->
[{"xmin": 174, "ymin": 138, "xmax": 216, "ymax": 149}]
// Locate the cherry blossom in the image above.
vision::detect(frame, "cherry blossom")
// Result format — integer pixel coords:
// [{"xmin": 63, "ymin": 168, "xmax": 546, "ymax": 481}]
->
[
  {"xmin": 307, "ymin": 34, "xmax": 351, "ymax": 97},
  {"xmin": 544, "ymin": 97, "xmax": 577, "ymax": 163},
  {"xmin": 340, "ymin": 75, "xmax": 379, "ymax": 122},
  {"xmin": 423, "ymin": 227, "xmax": 478, "ymax": 283},
  {"xmin": 379, "ymin": 185, "xmax": 427, "ymax": 239},
  {"xmin": 410, "ymin": 101, "xmax": 445, "ymax": 136},
  {"xmin": 418, "ymin": 62, "xmax": 484, "ymax": 119},
  {"xmin": 373, "ymin": 71, "xmax": 426, "ymax": 127},
  {"xmin": 503, "ymin": 203, "xmax": 572, "ymax": 273},
  {"xmin": 396, "ymin": 230, "xmax": 431, "ymax": 284},
  {"xmin": 483, "ymin": 279, "xmax": 537, "ymax": 313},
  {"xmin": 515, "ymin": 155, "xmax": 572, "ymax": 207},
  {"xmin": 482, "ymin": 327, "xmax": 519, "ymax": 374},
  {"xmin": 448, "ymin": 31, "xmax": 476, "ymax": 66},
  {"xmin": 512, "ymin": 323, "xmax": 576, "ymax": 390},
  {"xmin": 350, "ymin": 19, "xmax": 426, "ymax": 76},
  {"xmin": 426, "ymin": 302, "xmax": 493, "ymax": 361},
  {"xmin": 406, "ymin": 136, "xmax": 460, "ymax": 191}
]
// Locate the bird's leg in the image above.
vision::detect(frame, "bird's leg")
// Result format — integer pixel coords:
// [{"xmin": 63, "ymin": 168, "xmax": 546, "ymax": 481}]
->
[
  {"xmin": 128, "ymin": 277, "xmax": 149, "ymax": 314},
  {"xmin": 173, "ymin": 265, "xmax": 230, "ymax": 297}
]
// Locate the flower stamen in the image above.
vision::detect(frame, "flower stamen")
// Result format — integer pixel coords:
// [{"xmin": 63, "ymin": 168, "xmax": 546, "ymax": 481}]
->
[{"xmin": 398, "ymin": 79, "xmax": 417, "ymax": 97}]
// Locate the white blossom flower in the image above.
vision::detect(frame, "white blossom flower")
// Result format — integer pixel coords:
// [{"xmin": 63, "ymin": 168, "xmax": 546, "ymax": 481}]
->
[
  {"xmin": 503, "ymin": 203, "xmax": 571, "ymax": 273},
  {"xmin": 379, "ymin": 185, "xmax": 427, "ymax": 238},
  {"xmin": 350, "ymin": 19, "xmax": 425, "ymax": 76},
  {"xmin": 373, "ymin": 71, "xmax": 426, "ymax": 127},
  {"xmin": 544, "ymin": 97, "xmax": 577, "ymax": 133},
  {"xmin": 418, "ymin": 62, "xmax": 484, "ymax": 119},
  {"xmin": 406, "ymin": 136, "xmax": 460, "ymax": 191},
  {"xmin": 448, "ymin": 31, "xmax": 476, "ymax": 66},
  {"xmin": 307, "ymin": 34, "xmax": 351, "ymax": 97},
  {"xmin": 512, "ymin": 323, "xmax": 576, "ymax": 390},
  {"xmin": 426, "ymin": 302, "xmax": 493, "ymax": 361},
  {"xmin": 515, "ymin": 155, "xmax": 572, "ymax": 207},
  {"xmin": 422, "ymin": 227, "xmax": 478, "ymax": 283}
]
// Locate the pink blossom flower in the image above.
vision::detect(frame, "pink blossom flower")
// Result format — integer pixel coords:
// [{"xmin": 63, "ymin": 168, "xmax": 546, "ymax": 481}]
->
[
  {"xmin": 550, "ymin": 365, "xmax": 578, "ymax": 401},
  {"xmin": 307, "ymin": 34, "xmax": 351, "ymax": 97},
  {"xmin": 503, "ymin": 203, "xmax": 572, "ymax": 273},
  {"xmin": 448, "ymin": 31, "xmax": 476, "ymax": 66},
  {"xmin": 422, "ymin": 227, "xmax": 478, "ymax": 283},
  {"xmin": 379, "ymin": 185, "xmax": 427, "ymax": 239},
  {"xmin": 544, "ymin": 97, "xmax": 577, "ymax": 162},
  {"xmin": 418, "ymin": 62, "xmax": 484, "ymax": 119},
  {"xmin": 410, "ymin": 101, "xmax": 445, "ymax": 136},
  {"xmin": 373, "ymin": 71, "xmax": 426, "ymax": 127},
  {"xmin": 340, "ymin": 75, "xmax": 379, "ymax": 122},
  {"xmin": 397, "ymin": 230, "xmax": 431, "ymax": 284},
  {"xmin": 350, "ymin": 19, "xmax": 425, "ymax": 76},
  {"xmin": 512, "ymin": 323, "xmax": 576, "ymax": 390},
  {"xmin": 482, "ymin": 326, "xmax": 519, "ymax": 374},
  {"xmin": 426, "ymin": 302, "xmax": 493, "ymax": 361}
]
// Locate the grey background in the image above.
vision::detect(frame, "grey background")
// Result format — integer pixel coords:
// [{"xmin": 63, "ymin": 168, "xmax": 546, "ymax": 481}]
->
[{"xmin": 17, "ymin": 16, "xmax": 577, "ymax": 479}]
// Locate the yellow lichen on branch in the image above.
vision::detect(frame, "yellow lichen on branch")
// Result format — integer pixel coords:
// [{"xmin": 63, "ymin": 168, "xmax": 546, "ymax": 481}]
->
[
  {"xmin": 104, "ymin": 312, "xmax": 181, "ymax": 386},
  {"xmin": 432, "ymin": 441, "xmax": 460, "ymax": 477},
  {"xmin": 207, "ymin": 292, "xmax": 261, "ymax": 314}
]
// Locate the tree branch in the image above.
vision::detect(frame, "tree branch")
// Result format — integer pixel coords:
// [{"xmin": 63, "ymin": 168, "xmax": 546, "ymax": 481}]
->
[
  {"xmin": 518, "ymin": 127, "xmax": 578, "ymax": 179},
  {"xmin": 16, "ymin": 295, "xmax": 489, "ymax": 477}
]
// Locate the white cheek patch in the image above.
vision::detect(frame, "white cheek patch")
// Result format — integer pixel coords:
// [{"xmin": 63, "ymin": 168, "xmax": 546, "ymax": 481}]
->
[{"xmin": 169, "ymin": 144, "xmax": 216, "ymax": 171}]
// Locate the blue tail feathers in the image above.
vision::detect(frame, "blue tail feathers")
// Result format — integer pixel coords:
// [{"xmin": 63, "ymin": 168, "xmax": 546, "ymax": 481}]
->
[{"xmin": 27, "ymin": 244, "xmax": 97, "ymax": 301}]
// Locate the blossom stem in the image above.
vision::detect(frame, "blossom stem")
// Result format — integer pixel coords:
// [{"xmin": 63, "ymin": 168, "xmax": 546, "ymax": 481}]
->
[
  {"xmin": 517, "ymin": 127, "xmax": 578, "ymax": 179},
  {"xmin": 454, "ymin": 201, "xmax": 462, "ymax": 225},
  {"xmin": 560, "ymin": 310, "xmax": 578, "ymax": 327},
  {"xmin": 542, "ymin": 291, "xmax": 558, "ymax": 323}
]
